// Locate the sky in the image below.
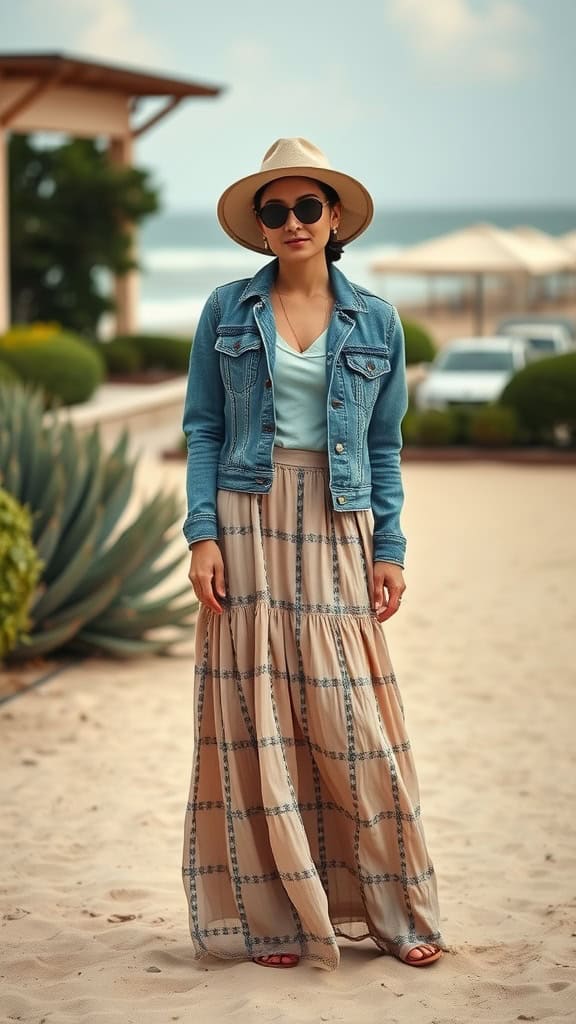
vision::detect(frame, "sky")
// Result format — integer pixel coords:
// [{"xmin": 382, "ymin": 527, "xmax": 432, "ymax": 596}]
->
[{"xmin": 1, "ymin": 0, "xmax": 575, "ymax": 212}]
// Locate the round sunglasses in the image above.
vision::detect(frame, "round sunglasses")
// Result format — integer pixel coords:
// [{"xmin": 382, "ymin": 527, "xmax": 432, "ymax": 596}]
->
[{"xmin": 256, "ymin": 196, "xmax": 329, "ymax": 230}]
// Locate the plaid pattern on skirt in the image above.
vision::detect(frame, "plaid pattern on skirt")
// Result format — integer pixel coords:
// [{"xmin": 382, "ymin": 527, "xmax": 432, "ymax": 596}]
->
[{"xmin": 182, "ymin": 448, "xmax": 445, "ymax": 971}]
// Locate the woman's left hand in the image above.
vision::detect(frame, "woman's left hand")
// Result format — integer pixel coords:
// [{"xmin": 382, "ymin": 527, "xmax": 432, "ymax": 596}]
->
[{"xmin": 372, "ymin": 562, "xmax": 406, "ymax": 622}]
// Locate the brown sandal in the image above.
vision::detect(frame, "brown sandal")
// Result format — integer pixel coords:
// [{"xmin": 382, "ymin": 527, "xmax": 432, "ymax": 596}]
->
[
  {"xmin": 253, "ymin": 953, "xmax": 300, "ymax": 968},
  {"xmin": 397, "ymin": 943, "xmax": 443, "ymax": 966}
]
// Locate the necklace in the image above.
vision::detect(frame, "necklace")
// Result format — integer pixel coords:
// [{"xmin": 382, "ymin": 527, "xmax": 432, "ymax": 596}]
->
[{"xmin": 275, "ymin": 289, "xmax": 332, "ymax": 353}]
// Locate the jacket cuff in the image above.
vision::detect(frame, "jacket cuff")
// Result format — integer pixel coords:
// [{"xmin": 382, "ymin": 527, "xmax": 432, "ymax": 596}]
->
[
  {"xmin": 373, "ymin": 536, "xmax": 406, "ymax": 567},
  {"xmin": 183, "ymin": 514, "xmax": 218, "ymax": 548}
]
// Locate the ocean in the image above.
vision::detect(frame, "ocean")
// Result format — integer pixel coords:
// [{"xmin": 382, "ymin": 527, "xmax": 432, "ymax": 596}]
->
[{"xmin": 136, "ymin": 206, "xmax": 576, "ymax": 334}]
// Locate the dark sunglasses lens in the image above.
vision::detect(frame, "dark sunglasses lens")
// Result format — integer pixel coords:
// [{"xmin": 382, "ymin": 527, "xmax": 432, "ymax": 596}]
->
[
  {"xmin": 294, "ymin": 198, "xmax": 324, "ymax": 224},
  {"xmin": 259, "ymin": 197, "xmax": 325, "ymax": 228},
  {"xmin": 259, "ymin": 204, "xmax": 289, "ymax": 229}
]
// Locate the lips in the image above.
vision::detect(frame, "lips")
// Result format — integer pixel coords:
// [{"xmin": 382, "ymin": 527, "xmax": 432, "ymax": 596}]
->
[{"xmin": 285, "ymin": 238, "xmax": 309, "ymax": 245}]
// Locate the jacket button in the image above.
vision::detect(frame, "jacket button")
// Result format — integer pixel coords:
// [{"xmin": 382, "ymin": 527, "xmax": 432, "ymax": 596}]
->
[
  {"xmin": 337, "ymin": 495, "xmax": 347, "ymax": 505},
  {"xmin": 335, "ymin": 442, "xmax": 345, "ymax": 453},
  {"xmin": 366, "ymin": 361, "xmax": 375, "ymax": 370},
  {"xmin": 331, "ymin": 399, "xmax": 342, "ymax": 408},
  {"xmin": 263, "ymin": 424, "xmax": 274, "ymax": 433},
  {"xmin": 233, "ymin": 341, "xmax": 241, "ymax": 351},
  {"xmin": 256, "ymin": 478, "xmax": 266, "ymax": 484},
  {"xmin": 265, "ymin": 378, "xmax": 272, "ymax": 388}
]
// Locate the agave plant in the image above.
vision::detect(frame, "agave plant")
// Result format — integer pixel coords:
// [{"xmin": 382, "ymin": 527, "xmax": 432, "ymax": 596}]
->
[{"xmin": 0, "ymin": 382, "xmax": 197, "ymax": 661}]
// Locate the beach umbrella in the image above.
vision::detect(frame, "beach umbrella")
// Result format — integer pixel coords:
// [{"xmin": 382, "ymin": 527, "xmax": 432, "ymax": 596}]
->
[
  {"xmin": 560, "ymin": 230, "xmax": 576, "ymax": 257},
  {"xmin": 510, "ymin": 226, "xmax": 576, "ymax": 302},
  {"xmin": 511, "ymin": 225, "xmax": 576, "ymax": 264},
  {"xmin": 371, "ymin": 222, "xmax": 571, "ymax": 334}
]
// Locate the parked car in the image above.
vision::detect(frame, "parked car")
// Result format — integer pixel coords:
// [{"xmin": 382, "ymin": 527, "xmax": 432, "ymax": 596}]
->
[
  {"xmin": 495, "ymin": 318, "xmax": 575, "ymax": 359},
  {"xmin": 496, "ymin": 314, "xmax": 576, "ymax": 340},
  {"xmin": 414, "ymin": 337, "xmax": 530, "ymax": 410}
]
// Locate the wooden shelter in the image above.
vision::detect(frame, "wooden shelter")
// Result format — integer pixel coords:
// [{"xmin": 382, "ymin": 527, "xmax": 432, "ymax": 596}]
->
[{"xmin": 0, "ymin": 52, "xmax": 223, "ymax": 333}]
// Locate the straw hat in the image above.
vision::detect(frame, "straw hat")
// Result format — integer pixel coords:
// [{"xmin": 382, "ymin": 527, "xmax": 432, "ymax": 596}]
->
[{"xmin": 217, "ymin": 138, "xmax": 374, "ymax": 255}]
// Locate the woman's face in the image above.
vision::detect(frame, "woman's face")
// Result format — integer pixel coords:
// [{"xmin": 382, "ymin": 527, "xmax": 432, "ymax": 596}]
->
[{"xmin": 256, "ymin": 176, "xmax": 340, "ymax": 263}]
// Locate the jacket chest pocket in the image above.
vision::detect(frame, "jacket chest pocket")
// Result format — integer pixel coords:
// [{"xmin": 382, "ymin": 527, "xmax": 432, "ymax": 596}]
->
[
  {"xmin": 341, "ymin": 348, "xmax": 391, "ymax": 408},
  {"xmin": 215, "ymin": 330, "xmax": 263, "ymax": 394}
]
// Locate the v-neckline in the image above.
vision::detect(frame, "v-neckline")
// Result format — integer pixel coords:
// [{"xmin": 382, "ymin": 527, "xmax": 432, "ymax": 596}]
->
[{"xmin": 276, "ymin": 329, "xmax": 327, "ymax": 357}]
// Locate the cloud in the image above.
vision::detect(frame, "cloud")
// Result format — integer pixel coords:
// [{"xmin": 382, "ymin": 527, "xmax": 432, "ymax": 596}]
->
[
  {"xmin": 222, "ymin": 39, "xmax": 364, "ymax": 129},
  {"xmin": 52, "ymin": 0, "xmax": 169, "ymax": 68},
  {"xmin": 387, "ymin": 0, "xmax": 537, "ymax": 81}
]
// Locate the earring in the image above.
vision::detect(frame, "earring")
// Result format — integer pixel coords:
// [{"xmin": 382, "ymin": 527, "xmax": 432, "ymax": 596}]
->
[
  {"xmin": 332, "ymin": 227, "xmax": 338, "ymax": 239},
  {"xmin": 262, "ymin": 237, "xmax": 269, "ymax": 250}
]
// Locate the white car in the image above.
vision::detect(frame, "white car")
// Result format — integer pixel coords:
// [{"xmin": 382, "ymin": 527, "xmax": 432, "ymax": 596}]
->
[
  {"xmin": 496, "ymin": 320, "xmax": 574, "ymax": 359},
  {"xmin": 414, "ymin": 337, "xmax": 529, "ymax": 410}
]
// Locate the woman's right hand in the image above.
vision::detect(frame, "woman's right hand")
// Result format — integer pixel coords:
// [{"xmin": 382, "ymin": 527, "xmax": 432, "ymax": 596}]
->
[{"xmin": 188, "ymin": 540, "xmax": 226, "ymax": 614}]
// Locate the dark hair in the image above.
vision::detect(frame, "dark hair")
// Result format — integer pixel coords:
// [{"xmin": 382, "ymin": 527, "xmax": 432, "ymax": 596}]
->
[{"xmin": 253, "ymin": 178, "xmax": 344, "ymax": 264}]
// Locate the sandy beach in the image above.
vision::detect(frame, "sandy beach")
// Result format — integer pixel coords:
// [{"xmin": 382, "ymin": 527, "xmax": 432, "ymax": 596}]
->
[{"xmin": 1, "ymin": 459, "xmax": 575, "ymax": 1023}]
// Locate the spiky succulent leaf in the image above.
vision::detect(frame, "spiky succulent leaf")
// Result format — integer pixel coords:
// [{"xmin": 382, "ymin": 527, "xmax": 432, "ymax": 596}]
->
[
  {"xmin": 53, "ymin": 460, "xmax": 104, "ymax": 573},
  {"xmin": 100, "ymin": 429, "xmax": 134, "ymax": 501},
  {"xmin": 3, "ymin": 452, "xmax": 21, "ymax": 496},
  {"xmin": 92, "ymin": 590, "xmax": 196, "ymax": 636},
  {"xmin": 8, "ymin": 617, "xmax": 88, "ymax": 660},
  {"xmin": 58, "ymin": 425, "xmax": 89, "ymax": 535},
  {"xmin": 31, "ymin": 462, "xmax": 63, "ymax": 544},
  {"xmin": 72, "ymin": 631, "xmax": 177, "ymax": 657},
  {"xmin": 33, "ymin": 486, "xmax": 65, "ymax": 567},
  {"xmin": 31, "ymin": 507, "xmax": 104, "ymax": 619},
  {"xmin": 76, "ymin": 492, "xmax": 179, "ymax": 596},
  {"xmin": 42, "ymin": 575, "xmax": 121, "ymax": 630},
  {"xmin": 94, "ymin": 459, "xmax": 136, "ymax": 548},
  {"xmin": 121, "ymin": 549, "xmax": 188, "ymax": 597}
]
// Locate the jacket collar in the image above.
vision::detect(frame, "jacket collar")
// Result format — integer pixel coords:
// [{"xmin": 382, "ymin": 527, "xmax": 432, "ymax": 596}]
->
[{"xmin": 238, "ymin": 258, "xmax": 368, "ymax": 314}]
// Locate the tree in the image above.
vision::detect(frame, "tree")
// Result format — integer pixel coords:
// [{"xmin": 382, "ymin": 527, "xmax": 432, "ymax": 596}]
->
[{"xmin": 8, "ymin": 134, "xmax": 161, "ymax": 336}]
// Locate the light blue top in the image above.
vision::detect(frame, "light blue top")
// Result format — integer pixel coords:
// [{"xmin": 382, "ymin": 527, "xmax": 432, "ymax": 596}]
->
[{"xmin": 273, "ymin": 330, "xmax": 328, "ymax": 450}]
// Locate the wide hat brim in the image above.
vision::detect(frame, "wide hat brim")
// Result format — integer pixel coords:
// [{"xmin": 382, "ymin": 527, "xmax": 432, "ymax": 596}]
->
[{"xmin": 217, "ymin": 165, "xmax": 374, "ymax": 255}]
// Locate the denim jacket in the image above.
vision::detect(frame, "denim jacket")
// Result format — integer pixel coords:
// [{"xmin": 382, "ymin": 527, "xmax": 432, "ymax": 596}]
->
[{"xmin": 182, "ymin": 259, "xmax": 408, "ymax": 565}]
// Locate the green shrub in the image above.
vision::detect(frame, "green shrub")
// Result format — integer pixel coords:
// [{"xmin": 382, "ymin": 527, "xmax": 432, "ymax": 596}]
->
[
  {"xmin": 447, "ymin": 404, "xmax": 479, "ymax": 445},
  {"xmin": 2, "ymin": 322, "xmax": 61, "ymax": 345},
  {"xmin": 0, "ymin": 328, "xmax": 105, "ymax": 405},
  {"xmin": 0, "ymin": 359, "xmax": 19, "ymax": 383},
  {"xmin": 402, "ymin": 408, "xmax": 458, "ymax": 445},
  {"xmin": 500, "ymin": 353, "xmax": 576, "ymax": 440},
  {"xmin": 98, "ymin": 339, "xmax": 143, "ymax": 374},
  {"xmin": 0, "ymin": 488, "xmax": 43, "ymax": 660},
  {"xmin": 468, "ymin": 405, "xmax": 519, "ymax": 446},
  {"xmin": 0, "ymin": 382, "xmax": 197, "ymax": 661},
  {"xmin": 401, "ymin": 410, "xmax": 420, "ymax": 445},
  {"xmin": 401, "ymin": 319, "xmax": 437, "ymax": 365},
  {"xmin": 113, "ymin": 334, "xmax": 191, "ymax": 373}
]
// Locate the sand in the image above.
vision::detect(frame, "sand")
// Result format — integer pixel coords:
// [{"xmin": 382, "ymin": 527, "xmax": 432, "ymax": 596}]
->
[{"xmin": 1, "ymin": 460, "xmax": 576, "ymax": 1024}]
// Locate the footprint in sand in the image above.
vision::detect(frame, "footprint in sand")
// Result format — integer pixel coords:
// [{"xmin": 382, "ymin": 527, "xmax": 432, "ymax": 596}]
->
[{"xmin": 108, "ymin": 888, "xmax": 150, "ymax": 901}]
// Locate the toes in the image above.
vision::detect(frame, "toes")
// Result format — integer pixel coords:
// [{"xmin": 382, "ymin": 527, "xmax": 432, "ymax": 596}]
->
[
  {"xmin": 405, "ymin": 944, "xmax": 437, "ymax": 960},
  {"xmin": 254, "ymin": 953, "xmax": 299, "ymax": 967}
]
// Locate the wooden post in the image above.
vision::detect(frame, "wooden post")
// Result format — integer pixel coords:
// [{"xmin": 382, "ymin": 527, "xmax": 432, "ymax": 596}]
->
[
  {"xmin": 0, "ymin": 127, "xmax": 9, "ymax": 332},
  {"xmin": 108, "ymin": 133, "xmax": 138, "ymax": 336}
]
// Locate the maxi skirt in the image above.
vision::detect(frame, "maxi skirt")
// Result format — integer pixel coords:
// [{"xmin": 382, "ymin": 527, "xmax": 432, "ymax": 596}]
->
[{"xmin": 182, "ymin": 448, "xmax": 445, "ymax": 971}]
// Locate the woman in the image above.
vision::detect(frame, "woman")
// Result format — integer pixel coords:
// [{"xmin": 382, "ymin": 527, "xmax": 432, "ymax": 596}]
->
[{"xmin": 181, "ymin": 138, "xmax": 446, "ymax": 972}]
